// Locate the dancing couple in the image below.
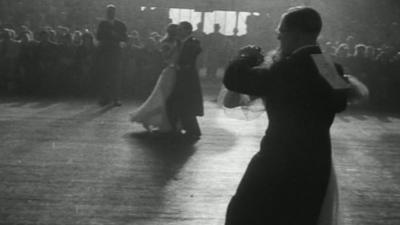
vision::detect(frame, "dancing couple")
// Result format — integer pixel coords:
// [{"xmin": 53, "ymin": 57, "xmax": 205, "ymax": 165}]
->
[
  {"xmin": 130, "ymin": 22, "xmax": 203, "ymax": 141},
  {"xmin": 223, "ymin": 6, "xmax": 367, "ymax": 225}
]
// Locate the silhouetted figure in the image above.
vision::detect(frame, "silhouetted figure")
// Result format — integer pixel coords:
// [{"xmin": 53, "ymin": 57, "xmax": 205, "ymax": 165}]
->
[
  {"xmin": 57, "ymin": 32, "xmax": 75, "ymax": 93},
  {"xmin": 0, "ymin": 29, "xmax": 20, "ymax": 91},
  {"xmin": 206, "ymin": 24, "xmax": 227, "ymax": 79},
  {"xmin": 192, "ymin": 22, "xmax": 207, "ymax": 69},
  {"xmin": 76, "ymin": 31, "xmax": 96, "ymax": 95},
  {"xmin": 95, "ymin": 4, "xmax": 127, "ymax": 106},
  {"xmin": 224, "ymin": 7, "xmax": 351, "ymax": 225},
  {"xmin": 17, "ymin": 31, "xmax": 37, "ymax": 94},
  {"xmin": 33, "ymin": 30, "xmax": 59, "ymax": 95},
  {"xmin": 167, "ymin": 21, "xmax": 203, "ymax": 141}
]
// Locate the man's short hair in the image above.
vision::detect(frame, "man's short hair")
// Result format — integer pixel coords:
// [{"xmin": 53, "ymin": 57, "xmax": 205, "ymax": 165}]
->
[
  {"xmin": 281, "ymin": 6, "xmax": 322, "ymax": 35},
  {"xmin": 179, "ymin": 21, "xmax": 193, "ymax": 33}
]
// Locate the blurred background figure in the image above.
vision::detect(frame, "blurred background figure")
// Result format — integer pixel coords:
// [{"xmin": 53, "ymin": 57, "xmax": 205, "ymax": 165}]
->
[
  {"xmin": 95, "ymin": 4, "xmax": 127, "ymax": 106},
  {"xmin": 76, "ymin": 30, "xmax": 96, "ymax": 96},
  {"xmin": 193, "ymin": 22, "xmax": 207, "ymax": 70},
  {"xmin": 206, "ymin": 24, "xmax": 228, "ymax": 80},
  {"xmin": 0, "ymin": 28, "xmax": 20, "ymax": 92}
]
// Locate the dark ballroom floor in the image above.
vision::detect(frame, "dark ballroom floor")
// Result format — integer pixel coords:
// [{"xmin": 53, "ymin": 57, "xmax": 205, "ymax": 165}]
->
[{"xmin": 0, "ymin": 93, "xmax": 399, "ymax": 225}]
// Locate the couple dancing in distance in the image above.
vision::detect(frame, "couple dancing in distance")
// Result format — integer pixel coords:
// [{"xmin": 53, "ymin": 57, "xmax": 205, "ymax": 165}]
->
[{"xmin": 130, "ymin": 22, "xmax": 203, "ymax": 141}]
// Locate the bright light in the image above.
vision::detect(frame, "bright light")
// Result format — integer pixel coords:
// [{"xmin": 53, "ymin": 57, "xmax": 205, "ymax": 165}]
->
[{"xmin": 169, "ymin": 9, "xmax": 250, "ymax": 35}]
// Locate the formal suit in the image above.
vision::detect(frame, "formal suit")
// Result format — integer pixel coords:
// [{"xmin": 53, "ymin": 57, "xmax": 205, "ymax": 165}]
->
[
  {"xmin": 95, "ymin": 19, "xmax": 127, "ymax": 102},
  {"xmin": 167, "ymin": 36, "xmax": 203, "ymax": 136},
  {"xmin": 223, "ymin": 46, "xmax": 348, "ymax": 225}
]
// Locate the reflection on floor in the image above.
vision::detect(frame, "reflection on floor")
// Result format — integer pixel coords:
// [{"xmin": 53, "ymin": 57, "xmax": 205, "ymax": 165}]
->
[{"xmin": 0, "ymin": 97, "xmax": 399, "ymax": 225}]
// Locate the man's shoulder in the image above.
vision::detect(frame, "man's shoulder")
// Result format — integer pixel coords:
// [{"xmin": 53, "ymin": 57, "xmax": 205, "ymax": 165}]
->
[
  {"xmin": 284, "ymin": 46, "xmax": 321, "ymax": 69},
  {"xmin": 99, "ymin": 19, "xmax": 126, "ymax": 25},
  {"xmin": 115, "ymin": 19, "xmax": 127, "ymax": 26},
  {"xmin": 193, "ymin": 31, "xmax": 206, "ymax": 38},
  {"xmin": 186, "ymin": 36, "xmax": 200, "ymax": 45},
  {"xmin": 207, "ymin": 32, "xmax": 217, "ymax": 38},
  {"xmin": 291, "ymin": 46, "xmax": 321, "ymax": 59},
  {"xmin": 99, "ymin": 20, "xmax": 108, "ymax": 25}
]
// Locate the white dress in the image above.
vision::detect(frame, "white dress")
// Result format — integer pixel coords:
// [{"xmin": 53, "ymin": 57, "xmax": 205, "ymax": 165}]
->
[
  {"xmin": 318, "ymin": 164, "xmax": 343, "ymax": 225},
  {"xmin": 130, "ymin": 41, "xmax": 178, "ymax": 132}
]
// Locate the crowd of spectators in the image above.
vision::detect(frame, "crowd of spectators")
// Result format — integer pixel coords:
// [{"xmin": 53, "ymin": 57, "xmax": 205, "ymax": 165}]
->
[
  {"xmin": 0, "ymin": 25, "xmax": 93, "ymax": 96},
  {"xmin": 321, "ymin": 37, "xmax": 400, "ymax": 108},
  {"xmin": 1, "ymin": 1, "xmax": 400, "ymax": 109},
  {"xmin": 0, "ymin": 24, "xmax": 178, "ymax": 98},
  {"xmin": 0, "ymin": 21, "xmax": 254, "ymax": 97},
  {"xmin": 1, "ymin": 22, "xmax": 400, "ymax": 109}
]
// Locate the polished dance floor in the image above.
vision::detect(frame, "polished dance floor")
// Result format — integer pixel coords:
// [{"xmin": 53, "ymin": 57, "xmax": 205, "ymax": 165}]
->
[{"xmin": 0, "ymin": 95, "xmax": 399, "ymax": 225}]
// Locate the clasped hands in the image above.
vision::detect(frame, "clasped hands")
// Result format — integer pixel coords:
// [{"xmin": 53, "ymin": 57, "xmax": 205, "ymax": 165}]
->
[{"xmin": 237, "ymin": 45, "xmax": 265, "ymax": 67}]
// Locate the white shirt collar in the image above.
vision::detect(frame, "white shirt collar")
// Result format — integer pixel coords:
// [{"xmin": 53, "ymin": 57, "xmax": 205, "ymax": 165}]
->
[{"xmin": 292, "ymin": 44, "xmax": 319, "ymax": 55}]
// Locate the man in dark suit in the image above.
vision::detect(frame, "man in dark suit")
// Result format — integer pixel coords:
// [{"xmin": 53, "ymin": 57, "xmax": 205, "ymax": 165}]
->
[
  {"xmin": 96, "ymin": 4, "xmax": 127, "ymax": 106},
  {"xmin": 192, "ymin": 22, "xmax": 207, "ymax": 70},
  {"xmin": 206, "ymin": 24, "xmax": 228, "ymax": 80},
  {"xmin": 34, "ymin": 30, "xmax": 59, "ymax": 94},
  {"xmin": 223, "ymin": 7, "xmax": 351, "ymax": 225},
  {"xmin": 166, "ymin": 21, "xmax": 203, "ymax": 141}
]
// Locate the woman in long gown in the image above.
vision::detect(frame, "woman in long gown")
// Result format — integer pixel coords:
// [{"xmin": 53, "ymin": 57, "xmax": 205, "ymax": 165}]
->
[{"xmin": 130, "ymin": 24, "xmax": 180, "ymax": 132}]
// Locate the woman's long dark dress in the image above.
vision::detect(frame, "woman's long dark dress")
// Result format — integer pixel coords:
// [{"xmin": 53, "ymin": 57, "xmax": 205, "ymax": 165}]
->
[{"xmin": 223, "ymin": 46, "xmax": 348, "ymax": 225}]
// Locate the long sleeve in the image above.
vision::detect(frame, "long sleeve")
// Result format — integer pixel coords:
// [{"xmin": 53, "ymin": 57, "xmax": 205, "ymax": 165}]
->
[{"xmin": 223, "ymin": 58, "xmax": 273, "ymax": 96}]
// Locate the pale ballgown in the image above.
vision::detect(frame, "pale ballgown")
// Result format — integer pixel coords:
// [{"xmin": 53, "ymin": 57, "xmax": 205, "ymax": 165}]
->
[
  {"xmin": 130, "ymin": 41, "xmax": 179, "ymax": 132},
  {"xmin": 318, "ymin": 164, "xmax": 343, "ymax": 225}
]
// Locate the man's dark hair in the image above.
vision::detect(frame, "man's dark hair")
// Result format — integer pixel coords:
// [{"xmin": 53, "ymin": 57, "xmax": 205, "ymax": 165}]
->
[
  {"xmin": 179, "ymin": 21, "xmax": 193, "ymax": 33},
  {"xmin": 281, "ymin": 6, "xmax": 322, "ymax": 35}
]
